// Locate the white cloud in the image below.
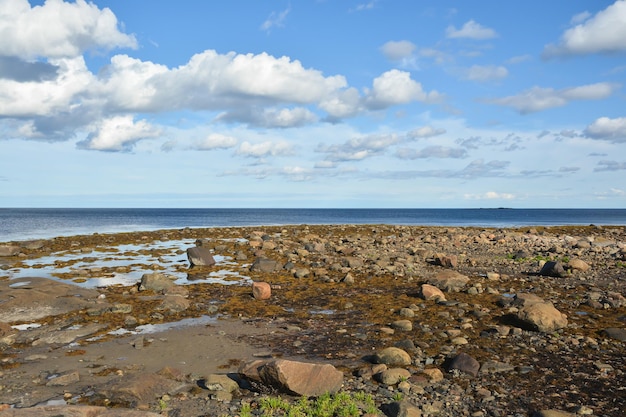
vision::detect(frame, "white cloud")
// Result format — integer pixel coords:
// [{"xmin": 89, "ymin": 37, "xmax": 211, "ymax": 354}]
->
[
  {"xmin": 395, "ymin": 146, "xmax": 467, "ymax": 159},
  {"xmin": 507, "ymin": 55, "xmax": 532, "ymax": 65},
  {"xmin": 570, "ymin": 11, "xmax": 592, "ymax": 25},
  {"xmin": 193, "ymin": 133, "xmax": 238, "ymax": 150},
  {"xmin": 236, "ymin": 141, "xmax": 294, "ymax": 158},
  {"xmin": 463, "ymin": 65, "xmax": 508, "ymax": 82},
  {"xmin": 319, "ymin": 88, "xmax": 362, "ymax": 119},
  {"xmin": 0, "ymin": 57, "xmax": 93, "ymax": 117},
  {"xmin": 489, "ymin": 82, "xmax": 620, "ymax": 114},
  {"xmin": 101, "ymin": 50, "xmax": 348, "ymax": 113},
  {"xmin": 316, "ymin": 133, "xmax": 400, "ymax": 162},
  {"xmin": 380, "ymin": 40, "xmax": 416, "ymax": 60},
  {"xmin": 0, "ymin": 0, "xmax": 136, "ymax": 59},
  {"xmin": 406, "ymin": 126, "xmax": 446, "ymax": 139},
  {"xmin": 584, "ymin": 116, "xmax": 626, "ymax": 143},
  {"xmin": 260, "ymin": 6, "xmax": 290, "ymax": 32},
  {"xmin": 543, "ymin": 0, "xmax": 626, "ymax": 57},
  {"xmin": 78, "ymin": 115, "xmax": 161, "ymax": 151},
  {"xmin": 446, "ymin": 20, "xmax": 497, "ymax": 40},
  {"xmin": 365, "ymin": 70, "xmax": 441, "ymax": 110},
  {"xmin": 464, "ymin": 191, "xmax": 515, "ymax": 200},
  {"xmin": 256, "ymin": 107, "xmax": 319, "ymax": 128},
  {"xmin": 352, "ymin": 1, "xmax": 377, "ymax": 12}
]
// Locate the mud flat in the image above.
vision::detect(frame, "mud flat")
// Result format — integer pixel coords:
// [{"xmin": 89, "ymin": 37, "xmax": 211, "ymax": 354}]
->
[{"xmin": 0, "ymin": 224, "xmax": 625, "ymax": 416}]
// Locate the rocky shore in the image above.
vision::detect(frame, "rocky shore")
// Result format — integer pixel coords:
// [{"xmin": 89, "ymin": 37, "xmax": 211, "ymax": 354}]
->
[{"xmin": 0, "ymin": 224, "xmax": 625, "ymax": 417}]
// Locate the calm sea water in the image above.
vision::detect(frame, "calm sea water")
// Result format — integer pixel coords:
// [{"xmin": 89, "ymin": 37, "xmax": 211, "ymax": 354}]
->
[{"xmin": 1, "ymin": 208, "xmax": 625, "ymax": 242}]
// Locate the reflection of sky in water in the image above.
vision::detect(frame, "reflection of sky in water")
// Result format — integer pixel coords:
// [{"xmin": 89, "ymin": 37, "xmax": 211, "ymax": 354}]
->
[
  {"xmin": 4, "ymin": 239, "xmax": 250, "ymax": 288},
  {"xmin": 109, "ymin": 315, "xmax": 218, "ymax": 335}
]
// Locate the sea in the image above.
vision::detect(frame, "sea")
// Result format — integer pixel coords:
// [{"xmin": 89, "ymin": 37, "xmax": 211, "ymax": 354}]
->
[{"xmin": 1, "ymin": 208, "xmax": 626, "ymax": 242}]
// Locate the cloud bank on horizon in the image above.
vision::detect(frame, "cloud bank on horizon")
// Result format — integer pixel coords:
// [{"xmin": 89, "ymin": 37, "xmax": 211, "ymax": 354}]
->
[{"xmin": 0, "ymin": 0, "xmax": 625, "ymax": 208}]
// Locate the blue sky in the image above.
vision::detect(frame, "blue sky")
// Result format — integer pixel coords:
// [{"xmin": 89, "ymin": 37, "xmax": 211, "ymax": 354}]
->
[{"xmin": 1, "ymin": 0, "xmax": 625, "ymax": 208}]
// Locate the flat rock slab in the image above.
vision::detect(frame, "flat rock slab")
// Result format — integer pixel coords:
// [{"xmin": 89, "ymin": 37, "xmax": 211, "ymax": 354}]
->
[
  {"xmin": 0, "ymin": 405, "xmax": 161, "ymax": 416},
  {"xmin": 0, "ymin": 277, "xmax": 102, "ymax": 323}
]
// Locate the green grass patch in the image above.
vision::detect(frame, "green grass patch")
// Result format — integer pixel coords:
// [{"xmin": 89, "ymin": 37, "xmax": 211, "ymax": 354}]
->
[{"xmin": 238, "ymin": 391, "xmax": 380, "ymax": 417}]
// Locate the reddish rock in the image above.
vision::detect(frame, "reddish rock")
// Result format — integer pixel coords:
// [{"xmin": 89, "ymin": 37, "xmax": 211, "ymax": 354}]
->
[
  {"xmin": 258, "ymin": 359, "xmax": 343, "ymax": 396},
  {"xmin": 428, "ymin": 270, "xmax": 469, "ymax": 292},
  {"xmin": 419, "ymin": 284, "xmax": 446, "ymax": 301},
  {"xmin": 252, "ymin": 281, "xmax": 271, "ymax": 300}
]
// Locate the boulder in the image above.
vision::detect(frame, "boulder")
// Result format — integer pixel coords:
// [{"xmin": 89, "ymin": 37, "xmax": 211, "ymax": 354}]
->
[
  {"xmin": 381, "ymin": 400, "xmax": 423, "ymax": 417},
  {"xmin": 374, "ymin": 347, "xmax": 412, "ymax": 366},
  {"xmin": 258, "ymin": 359, "xmax": 343, "ymax": 396},
  {"xmin": 0, "ymin": 245, "xmax": 20, "ymax": 257},
  {"xmin": 532, "ymin": 411, "xmax": 576, "ymax": 417},
  {"xmin": 567, "ymin": 258, "xmax": 590, "ymax": 272},
  {"xmin": 252, "ymin": 281, "xmax": 272, "ymax": 300},
  {"xmin": 434, "ymin": 254, "xmax": 457, "ymax": 268},
  {"xmin": 419, "ymin": 284, "xmax": 446, "ymax": 301},
  {"xmin": 427, "ymin": 270, "xmax": 470, "ymax": 292},
  {"xmin": 602, "ymin": 327, "xmax": 626, "ymax": 342},
  {"xmin": 186, "ymin": 246, "xmax": 216, "ymax": 267},
  {"xmin": 250, "ymin": 257, "xmax": 280, "ymax": 273},
  {"xmin": 446, "ymin": 352, "xmax": 480, "ymax": 377},
  {"xmin": 516, "ymin": 302, "xmax": 568, "ymax": 332},
  {"xmin": 377, "ymin": 368, "xmax": 411, "ymax": 385},
  {"xmin": 539, "ymin": 261, "xmax": 567, "ymax": 277},
  {"xmin": 139, "ymin": 273, "xmax": 175, "ymax": 293},
  {"xmin": 97, "ymin": 373, "xmax": 182, "ymax": 408},
  {"xmin": 0, "ymin": 405, "xmax": 161, "ymax": 416}
]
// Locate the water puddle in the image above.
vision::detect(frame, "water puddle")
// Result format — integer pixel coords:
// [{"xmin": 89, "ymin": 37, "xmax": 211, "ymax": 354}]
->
[
  {"xmin": 108, "ymin": 315, "xmax": 218, "ymax": 336},
  {"xmin": 2, "ymin": 239, "xmax": 251, "ymax": 288}
]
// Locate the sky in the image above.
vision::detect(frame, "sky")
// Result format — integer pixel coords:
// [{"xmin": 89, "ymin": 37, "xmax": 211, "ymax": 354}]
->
[{"xmin": 0, "ymin": 0, "xmax": 625, "ymax": 208}]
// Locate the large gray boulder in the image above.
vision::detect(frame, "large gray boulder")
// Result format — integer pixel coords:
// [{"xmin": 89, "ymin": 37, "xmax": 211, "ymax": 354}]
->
[
  {"xmin": 186, "ymin": 246, "xmax": 216, "ymax": 267},
  {"xmin": 0, "ymin": 245, "xmax": 20, "ymax": 257}
]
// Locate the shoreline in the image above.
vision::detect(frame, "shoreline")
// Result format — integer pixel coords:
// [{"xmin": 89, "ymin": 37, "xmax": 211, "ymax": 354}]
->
[{"xmin": 1, "ymin": 223, "xmax": 625, "ymax": 416}]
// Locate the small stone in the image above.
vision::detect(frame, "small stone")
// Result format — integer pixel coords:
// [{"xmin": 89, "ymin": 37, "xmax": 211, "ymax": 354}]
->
[
  {"xmin": 252, "ymin": 281, "xmax": 271, "ymax": 300},
  {"xmin": 374, "ymin": 347, "xmax": 412, "ymax": 366},
  {"xmin": 391, "ymin": 320, "xmax": 413, "ymax": 331},
  {"xmin": 377, "ymin": 368, "xmax": 411, "ymax": 385}
]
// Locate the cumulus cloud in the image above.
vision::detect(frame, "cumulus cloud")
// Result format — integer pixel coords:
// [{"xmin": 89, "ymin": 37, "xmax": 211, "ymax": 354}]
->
[
  {"xmin": 78, "ymin": 115, "xmax": 162, "ymax": 151},
  {"xmin": 380, "ymin": 40, "xmax": 416, "ymax": 60},
  {"xmin": 463, "ymin": 65, "xmax": 508, "ymax": 82},
  {"xmin": 543, "ymin": 0, "xmax": 626, "ymax": 57},
  {"xmin": 584, "ymin": 116, "xmax": 626, "ymax": 143},
  {"xmin": 319, "ymin": 88, "xmax": 363, "ymax": 120},
  {"xmin": 446, "ymin": 20, "xmax": 497, "ymax": 40},
  {"xmin": 218, "ymin": 106, "xmax": 318, "ymax": 128},
  {"xmin": 316, "ymin": 133, "xmax": 400, "ymax": 162},
  {"xmin": 236, "ymin": 141, "xmax": 294, "ymax": 158},
  {"xmin": 406, "ymin": 126, "xmax": 446, "ymax": 139},
  {"xmin": 365, "ymin": 70, "xmax": 441, "ymax": 110},
  {"xmin": 192, "ymin": 133, "xmax": 238, "ymax": 150},
  {"xmin": 395, "ymin": 146, "xmax": 467, "ymax": 159},
  {"xmin": 488, "ymin": 82, "xmax": 620, "ymax": 114},
  {"xmin": 0, "ymin": 57, "xmax": 94, "ymax": 117},
  {"xmin": 0, "ymin": 0, "xmax": 136, "ymax": 59}
]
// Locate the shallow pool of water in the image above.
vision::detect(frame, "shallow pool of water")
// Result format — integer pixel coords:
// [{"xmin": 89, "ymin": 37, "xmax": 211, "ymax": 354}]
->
[{"xmin": 2, "ymin": 239, "xmax": 251, "ymax": 288}]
